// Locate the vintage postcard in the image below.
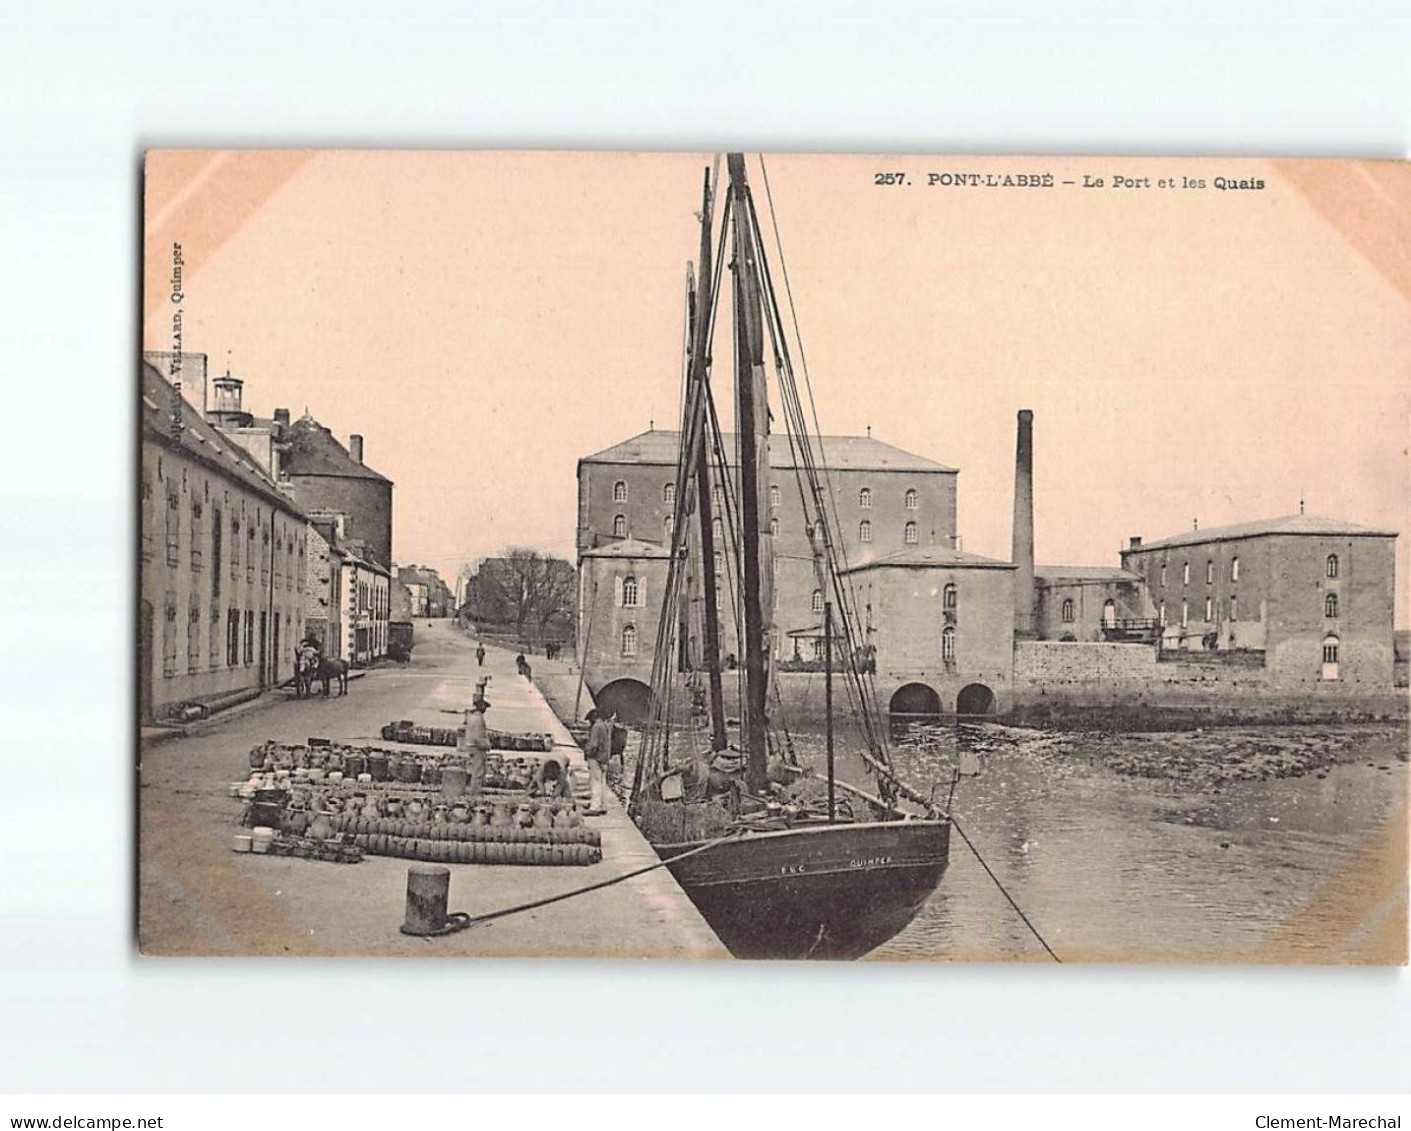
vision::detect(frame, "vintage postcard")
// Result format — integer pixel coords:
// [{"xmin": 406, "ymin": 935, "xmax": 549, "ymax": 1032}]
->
[{"xmin": 138, "ymin": 151, "xmax": 1408, "ymax": 962}]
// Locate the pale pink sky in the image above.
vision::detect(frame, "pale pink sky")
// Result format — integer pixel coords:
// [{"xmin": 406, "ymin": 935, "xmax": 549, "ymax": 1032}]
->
[{"xmin": 143, "ymin": 152, "xmax": 1410, "ymax": 622}]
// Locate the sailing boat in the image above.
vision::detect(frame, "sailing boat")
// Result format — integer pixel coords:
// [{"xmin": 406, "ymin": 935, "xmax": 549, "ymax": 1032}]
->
[{"xmin": 627, "ymin": 154, "xmax": 951, "ymax": 961}]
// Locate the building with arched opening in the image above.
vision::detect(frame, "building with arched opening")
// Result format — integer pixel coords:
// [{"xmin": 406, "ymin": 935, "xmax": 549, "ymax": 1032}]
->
[{"xmin": 843, "ymin": 544, "xmax": 1016, "ymax": 718}]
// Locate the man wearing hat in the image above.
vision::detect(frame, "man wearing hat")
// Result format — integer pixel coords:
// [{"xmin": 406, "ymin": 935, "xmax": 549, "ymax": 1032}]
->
[{"xmin": 582, "ymin": 708, "xmax": 613, "ymax": 815}]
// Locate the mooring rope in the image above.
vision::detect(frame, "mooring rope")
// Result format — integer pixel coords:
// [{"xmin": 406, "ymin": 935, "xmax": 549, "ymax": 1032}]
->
[
  {"xmin": 949, "ymin": 815, "xmax": 1062, "ymax": 963},
  {"xmin": 419, "ymin": 830, "xmax": 744, "ymax": 938}
]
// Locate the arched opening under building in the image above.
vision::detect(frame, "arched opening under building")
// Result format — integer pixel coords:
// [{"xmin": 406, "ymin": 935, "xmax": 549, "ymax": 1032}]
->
[
  {"xmin": 889, "ymin": 682, "xmax": 942, "ymax": 727},
  {"xmin": 594, "ymin": 678, "xmax": 653, "ymax": 725},
  {"xmin": 956, "ymin": 682, "xmax": 996, "ymax": 717}
]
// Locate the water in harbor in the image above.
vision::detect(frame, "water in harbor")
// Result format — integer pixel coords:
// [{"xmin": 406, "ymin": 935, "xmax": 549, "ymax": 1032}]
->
[{"xmin": 626, "ymin": 719, "xmax": 1407, "ymax": 962}]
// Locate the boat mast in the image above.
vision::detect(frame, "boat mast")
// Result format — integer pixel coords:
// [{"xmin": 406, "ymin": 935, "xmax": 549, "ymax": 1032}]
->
[
  {"xmin": 824, "ymin": 599, "xmax": 835, "ymax": 822},
  {"xmin": 728, "ymin": 153, "xmax": 771, "ymax": 794},
  {"xmin": 686, "ymin": 168, "xmax": 728, "ymax": 753}
]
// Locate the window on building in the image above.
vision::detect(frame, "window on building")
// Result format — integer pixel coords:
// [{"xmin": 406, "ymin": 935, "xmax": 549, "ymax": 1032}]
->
[
  {"xmin": 1205, "ymin": 560, "xmax": 1213, "ymax": 584},
  {"xmin": 141, "ymin": 469, "xmax": 154, "ymax": 562},
  {"xmin": 904, "ymin": 521, "xmax": 918, "ymax": 544},
  {"xmin": 209, "ymin": 607, "xmax": 220, "ymax": 669},
  {"xmin": 612, "ymin": 480, "xmax": 628, "ymax": 503},
  {"xmin": 904, "ymin": 488, "xmax": 918, "ymax": 510},
  {"xmin": 613, "ymin": 514, "xmax": 627, "ymax": 538},
  {"xmin": 162, "ymin": 595, "xmax": 177, "ymax": 677},
  {"xmin": 187, "ymin": 598, "xmax": 201, "ymax": 673},
  {"xmin": 859, "ymin": 520, "xmax": 872, "ymax": 543},
  {"xmin": 1160, "ymin": 563, "xmax": 1167, "ymax": 588},
  {"xmin": 1182, "ymin": 562, "xmax": 1190, "ymax": 586},
  {"xmin": 1159, "ymin": 603, "xmax": 1166, "ymax": 627},
  {"xmin": 210, "ymin": 507, "xmax": 222, "ymax": 601},
  {"xmin": 943, "ymin": 583, "xmax": 957, "ymax": 611},
  {"xmin": 1326, "ymin": 554, "xmax": 1339, "ymax": 579},
  {"xmin": 165, "ymin": 482, "xmax": 180, "ymax": 567},
  {"xmin": 812, "ymin": 589, "xmax": 824, "ymax": 613},
  {"xmin": 1231, "ymin": 556, "xmax": 1240, "ymax": 582},
  {"xmin": 622, "ymin": 575, "xmax": 638, "ymax": 608},
  {"xmin": 244, "ymin": 610, "xmax": 255, "ymax": 665},
  {"xmin": 859, "ymin": 487, "xmax": 872, "ymax": 509},
  {"xmin": 1204, "ymin": 596, "xmax": 1213, "ymax": 622},
  {"xmin": 1061, "ymin": 598, "xmax": 1074, "ymax": 623},
  {"xmin": 770, "ymin": 517, "xmax": 780, "ymax": 538},
  {"xmin": 1322, "ymin": 635, "xmax": 1340, "ymax": 680},
  {"xmin": 712, "ymin": 483, "xmax": 723, "ymax": 507},
  {"xmin": 226, "ymin": 608, "xmax": 240, "ymax": 667},
  {"xmin": 621, "ymin": 624, "xmax": 638, "ymax": 657},
  {"xmin": 1325, "ymin": 592, "xmax": 1339, "ymax": 618},
  {"xmin": 941, "ymin": 624, "xmax": 956, "ymax": 664},
  {"xmin": 663, "ymin": 514, "xmax": 674, "ymax": 541},
  {"xmin": 1181, "ymin": 600, "xmax": 1189, "ymax": 627},
  {"xmin": 663, "ymin": 482, "xmax": 676, "ymax": 506},
  {"xmin": 1103, "ymin": 599, "xmax": 1117, "ymax": 627},
  {"xmin": 713, "ymin": 516, "xmax": 724, "ymax": 542},
  {"xmin": 189, "ymin": 500, "xmax": 204, "ymax": 572}
]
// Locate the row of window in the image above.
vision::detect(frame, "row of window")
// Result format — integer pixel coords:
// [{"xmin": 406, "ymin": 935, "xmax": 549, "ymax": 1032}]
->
[
  {"xmin": 161, "ymin": 599, "xmax": 293, "ymax": 677},
  {"xmin": 1157, "ymin": 591, "xmax": 1342, "ymax": 628},
  {"xmin": 147, "ymin": 467, "xmax": 306, "ymax": 594},
  {"xmin": 622, "ymin": 480, "xmax": 923, "ymax": 512},
  {"xmin": 1159, "ymin": 553, "xmax": 1341, "ymax": 588},
  {"xmin": 615, "ymin": 512, "xmax": 922, "ymax": 546}
]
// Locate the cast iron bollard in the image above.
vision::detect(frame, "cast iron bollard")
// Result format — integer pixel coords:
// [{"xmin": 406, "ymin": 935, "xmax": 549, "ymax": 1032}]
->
[{"xmin": 400, "ymin": 865, "xmax": 471, "ymax": 937}]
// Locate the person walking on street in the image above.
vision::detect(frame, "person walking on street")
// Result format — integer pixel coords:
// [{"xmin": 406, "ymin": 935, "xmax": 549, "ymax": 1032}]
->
[
  {"xmin": 582, "ymin": 708, "xmax": 612, "ymax": 815},
  {"xmin": 462, "ymin": 696, "xmax": 492, "ymax": 796},
  {"xmin": 476, "ymin": 643, "xmax": 486, "ymax": 667}
]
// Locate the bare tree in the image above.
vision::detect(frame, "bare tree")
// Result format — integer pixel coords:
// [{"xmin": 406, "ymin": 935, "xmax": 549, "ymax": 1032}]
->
[{"xmin": 461, "ymin": 549, "xmax": 576, "ymax": 645}]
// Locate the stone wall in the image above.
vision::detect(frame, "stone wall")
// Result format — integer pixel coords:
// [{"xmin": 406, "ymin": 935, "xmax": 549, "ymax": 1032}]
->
[{"xmin": 1011, "ymin": 640, "xmax": 1406, "ymax": 727}]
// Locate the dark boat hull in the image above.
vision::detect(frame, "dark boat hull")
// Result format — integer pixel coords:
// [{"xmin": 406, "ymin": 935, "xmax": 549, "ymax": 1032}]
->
[{"xmin": 657, "ymin": 819, "xmax": 950, "ymax": 960}]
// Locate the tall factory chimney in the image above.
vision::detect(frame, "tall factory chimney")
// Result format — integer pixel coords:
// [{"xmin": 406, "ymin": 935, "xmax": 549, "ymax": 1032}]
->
[
  {"xmin": 1012, "ymin": 409, "xmax": 1037, "ymax": 637},
  {"xmin": 349, "ymin": 434, "xmax": 364, "ymax": 464}
]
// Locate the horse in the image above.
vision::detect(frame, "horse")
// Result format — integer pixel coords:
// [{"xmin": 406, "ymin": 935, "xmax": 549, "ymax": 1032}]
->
[{"xmin": 300, "ymin": 652, "xmax": 349, "ymax": 697}]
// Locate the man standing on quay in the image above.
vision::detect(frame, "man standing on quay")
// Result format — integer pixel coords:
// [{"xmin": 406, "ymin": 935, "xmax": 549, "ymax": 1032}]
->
[
  {"xmin": 582, "ymin": 708, "xmax": 613, "ymax": 815},
  {"xmin": 463, "ymin": 683, "xmax": 492, "ymax": 796}
]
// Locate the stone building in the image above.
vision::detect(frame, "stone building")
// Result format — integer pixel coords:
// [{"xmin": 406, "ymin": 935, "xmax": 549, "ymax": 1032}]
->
[
  {"xmin": 842, "ymin": 545, "xmax": 1017, "ymax": 717},
  {"xmin": 302, "ymin": 521, "xmax": 343, "ymax": 656},
  {"xmin": 1034, "ymin": 566, "xmax": 1154, "ymax": 643},
  {"xmin": 1119, "ymin": 514, "xmax": 1399, "ymax": 690},
  {"xmin": 340, "ymin": 547, "xmax": 391, "ymax": 665},
  {"xmin": 396, "ymin": 564, "xmax": 453, "ymax": 617},
  {"xmin": 576, "ymin": 537, "xmax": 670, "ymax": 720},
  {"xmin": 139, "ymin": 361, "xmax": 307, "ymax": 723},
  {"xmin": 575, "ymin": 428, "xmax": 958, "ymax": 704},
  {"xmin": 282, "ymin": 416, "xmax": 394, "ymax": 570}
]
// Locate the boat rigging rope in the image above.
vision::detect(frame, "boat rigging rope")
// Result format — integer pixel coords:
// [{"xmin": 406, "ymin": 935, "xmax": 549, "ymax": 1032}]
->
[
  {"xmin": 948, "ymin": 815, "xmax": 1062, "ymax": 963},
  {"xmin": 410, "ymin": 831, "xmax": 744, "ymax": 938}
]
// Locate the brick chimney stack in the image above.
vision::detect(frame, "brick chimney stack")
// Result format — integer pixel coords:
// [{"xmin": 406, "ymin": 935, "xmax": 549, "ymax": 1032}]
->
[
  {"xmin": 1012, "ymin": 409, "xmax": 1037, "ymax": 637},
  {"xmin": 349, "ymin": 434, "xmax": 364, "ymax": 464},
  {"xmin": 273, "ymin": 407, "xmax": 290, "ymax": 426}
]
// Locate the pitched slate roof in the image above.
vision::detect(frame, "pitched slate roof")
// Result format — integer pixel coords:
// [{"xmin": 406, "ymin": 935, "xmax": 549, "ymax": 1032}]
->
[
  {"xmin": 141, "ymin": 362, "xmax": 305, "ymax": 518},
  {"xmin": 842, "ymin": 545, "xmax": 1014, "ymax": 573},
  {"xmin": 282, "ymin": 414, "xmax": 392, "ymax": 483},
  {"xmin": 581, "ymin": 536, "xmax": 671, "ymax": 560},
  {"xmin": 1130, "ymin": 513, "xmax": 1398, "ymax": 552},
  {"xmin": 582, "ymin": 429, "xmax": 955, "ymax": 473}
]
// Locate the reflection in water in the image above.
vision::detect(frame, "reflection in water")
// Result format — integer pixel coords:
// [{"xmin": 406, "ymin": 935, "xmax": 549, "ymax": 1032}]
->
[{"xmin": 628, "ymin": 718, "xmax": 1408, "ymax": 962}]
